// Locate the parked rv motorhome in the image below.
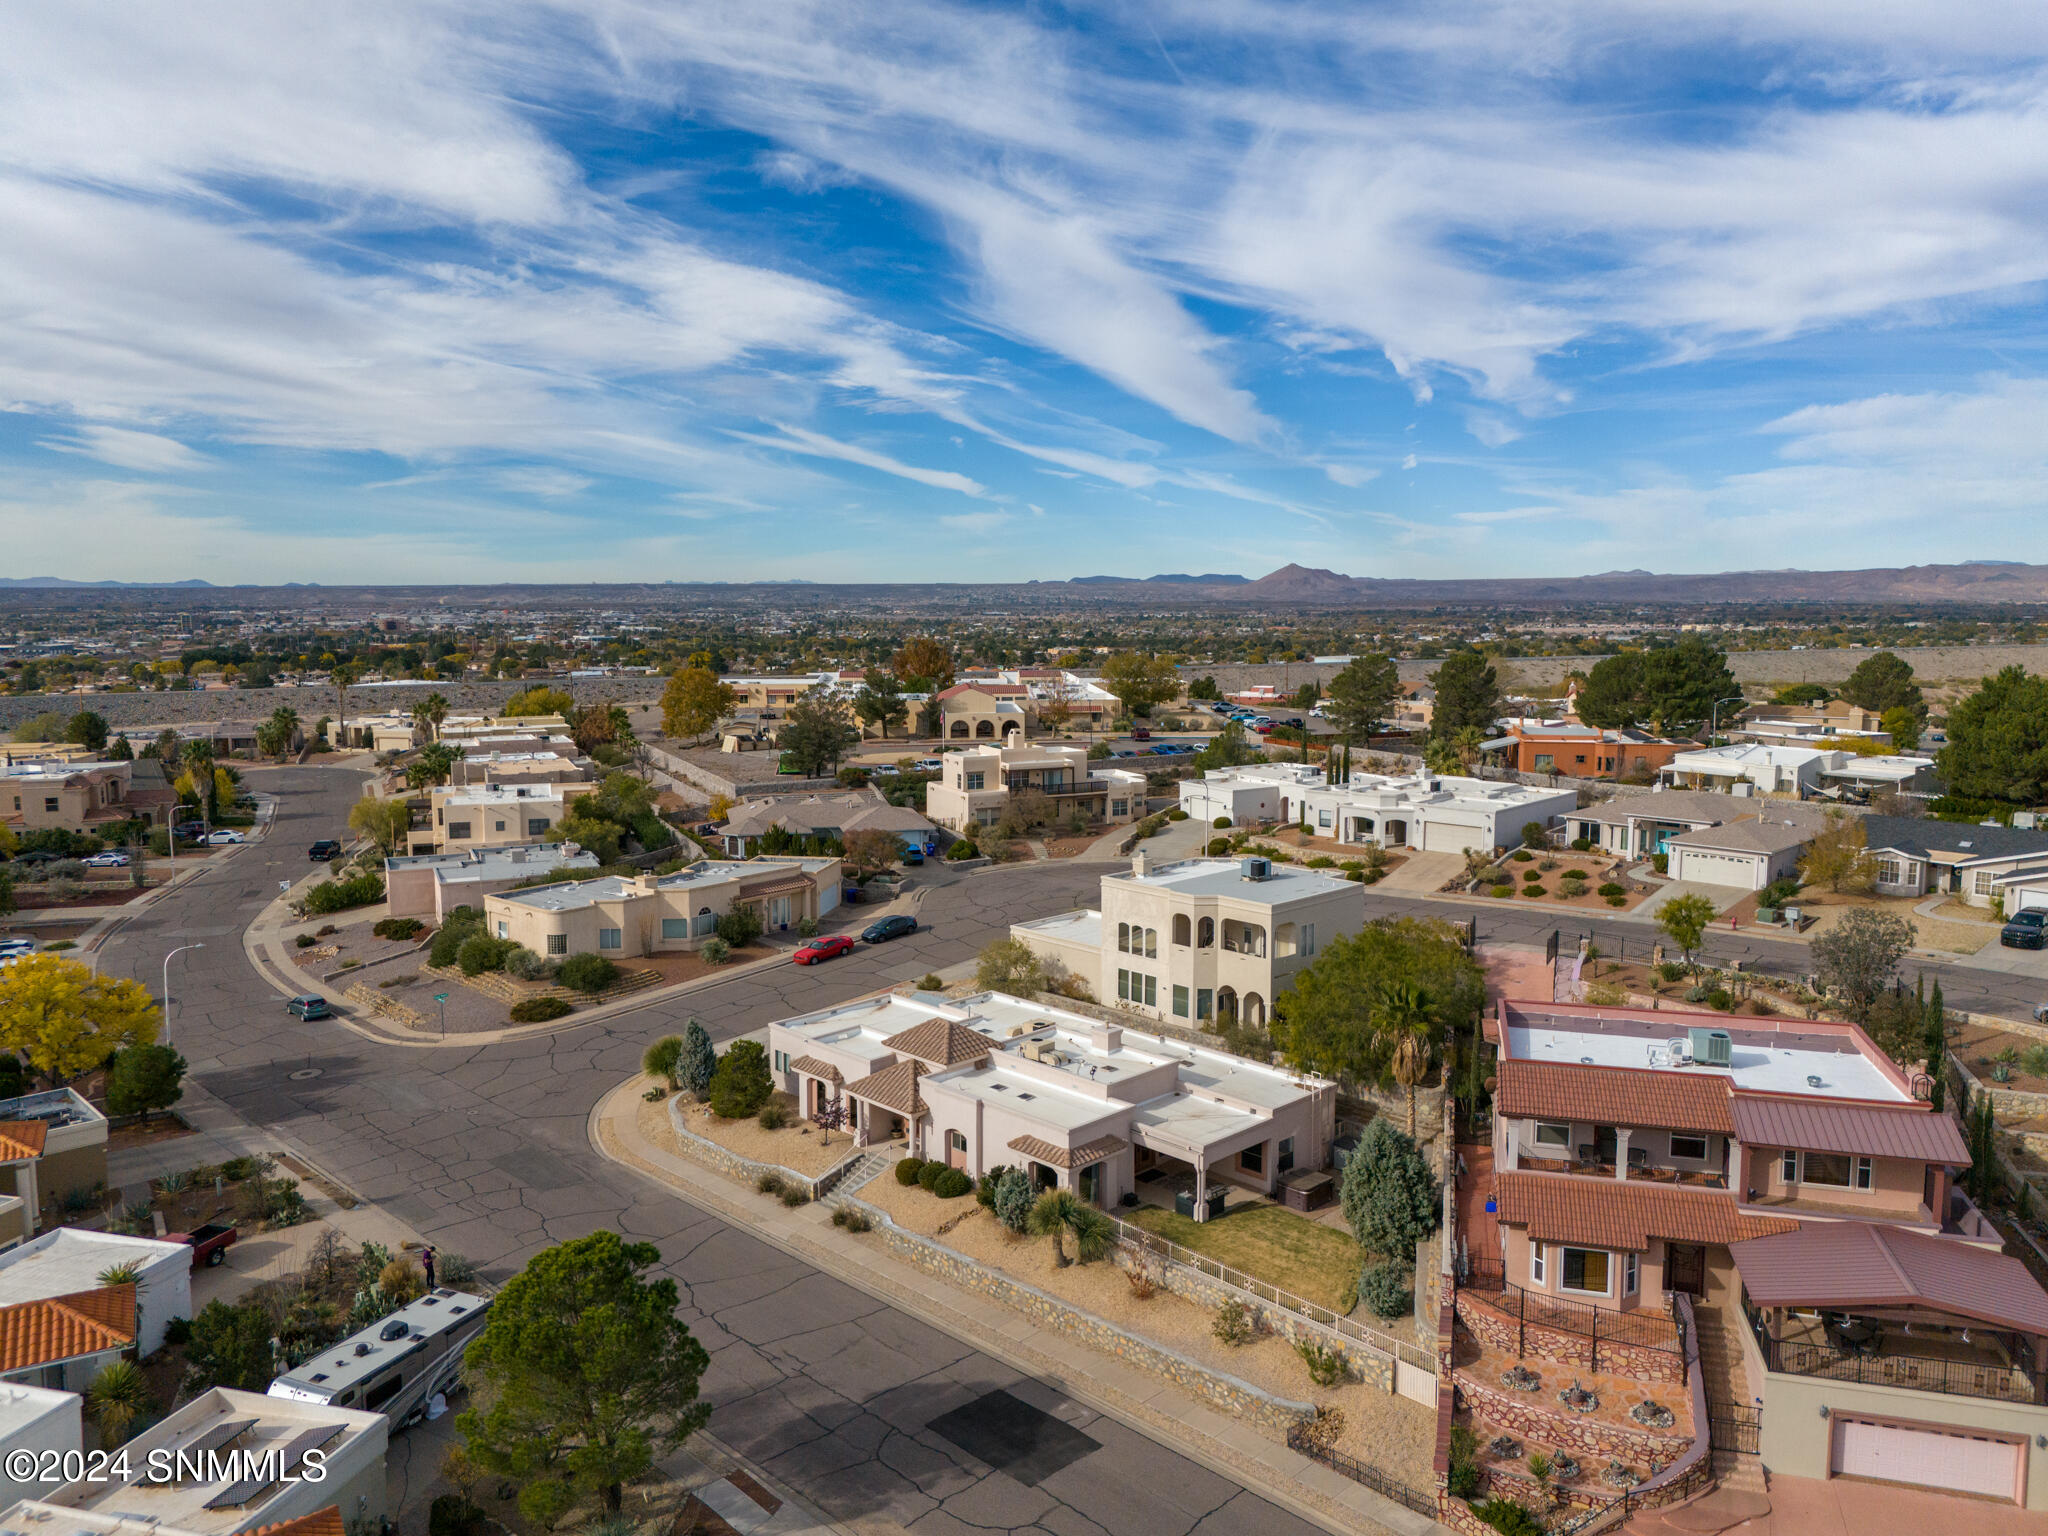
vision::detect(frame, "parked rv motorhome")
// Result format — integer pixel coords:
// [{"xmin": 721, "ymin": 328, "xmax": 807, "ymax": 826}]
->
[{"xmin": 267, "ymin": 1288, "xmax": 490, "ymax": 1427}]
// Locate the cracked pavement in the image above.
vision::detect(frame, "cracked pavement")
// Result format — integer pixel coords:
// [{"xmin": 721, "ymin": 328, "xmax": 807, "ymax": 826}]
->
[{"xmin": 95, "ymin": 766, "xmax": 1330, "ymax": 1536}]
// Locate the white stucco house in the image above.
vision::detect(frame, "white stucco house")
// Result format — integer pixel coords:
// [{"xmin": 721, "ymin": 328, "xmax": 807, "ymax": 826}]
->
[{"xmin": 1658, "ymin": 744, "xmax": 1827, "ymax": 796}]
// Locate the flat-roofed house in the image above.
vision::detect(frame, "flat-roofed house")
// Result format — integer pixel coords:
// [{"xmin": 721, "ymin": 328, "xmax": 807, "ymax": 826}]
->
[
  {"xmin": 483, "ymin": 857, "xmax": 842, "ymax": 957},
  {"xmin": 422, "ymin": 782, "xmax": 590, "ymax": 854},
  {"xmin": 925, "ymin": 744, "xmax": 1145, "ymax": 834},
  {"xmin": 383, "ymin": 843, "xmax": 604, "ymax": 923},
  {"xmin": 765, "ymin": 991, "xmax": 1334, "ymax": 1219},
  {"xmin": 0, "ymin": 1092, "xmax": 108, "ymax": 1243}
]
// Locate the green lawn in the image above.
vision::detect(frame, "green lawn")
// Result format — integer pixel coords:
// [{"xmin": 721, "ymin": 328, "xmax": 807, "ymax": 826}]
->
[{"xmin": 1123, "ymin": 1202, "xmax": 1363, "ymax": 1311}]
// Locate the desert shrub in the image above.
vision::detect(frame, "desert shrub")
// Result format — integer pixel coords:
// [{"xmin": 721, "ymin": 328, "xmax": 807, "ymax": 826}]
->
[
  {"xmin": 1360, "ymin": 1258, "xmax": 1413, "ymax": 1319},
  {"xmin": 917, "ymin": 972, "xmax": 945, "ymax": 992},
  {"xmin": 1207, "ymin": 838, "xmax": 1232, "ymax": 856},
  {"xmin": 707, "ymin": 1039, "xmax": 773, "ymax": 1118},
  {"xmin": 1214, "ymin": 816, "xmax": 1232, "ymax": 828},
  {"xmin": 508, "ymin": 996, "xmax": 571, "ymax": 1023},
  {"xmin": 1605, "ymin": 893, "xmax": 1626, "ymax": 906},
  {"xmin": 991, "ymin": 1167, "xmax": 1034, "ymax": 1231},
  {"xmin": 917, "ymin": 1160, "xmax": 946, "ymax": 1192},
  {"xmin": 715, "ymin": 905, "xmax": 765, "ymax": 947},
  {"xmin": 455, "ymin": 934, "xmax": 518, "ymax": 976},
  {"xmin": 373, "ymin": 917, "xmax": 424, "ymax": 941},
  {"xmin": 294, "ymin": 933, "xmax": 317, "ymax": 949},
  {"xmin": 1490, "ymin": 884, "xmax": 1513, "ymax": 898},
  {"xmin": 1511, "ymin": 849, "xmax": 1532, "ymax": 863},
  {"xmin": 1212, "ymin": 1299, "xmax": 1258, "ymax": 1346},
  {"xmin": 303, "ymin": 872, "xmax": 385, "ymax": 915},
  {"xmin": 976, "ymin": 1164, "xmax": 1013, "ymax": 1206},
  {"xmin": 700, "ymin": 936, "xmax": 731, "ymax": 963},
  {"xmin": 428, "ymin": 909, "xmax": 486, "ymax": 966},
  {"xmin": 1583, "ymin": 981, "xmax": 1629, "ymax": 1007},
  {"xmin": 779, "ymin": 1185, "xmax": 808, "ymax": 1207},
  {"xmin": 933, "ymin": 1167, "xmax": 972, "ymax": 1198},
  {"xmin": 1305, "ymin": 855, "xmax": 1336, "ymax": 868},
  {"xmin": 556, "ymin": 952, "xmax": 620, "ymax": 993},
  {"xmin": 379, "ymin": 1257, "xmax": 426, "ymax": 1304},
  {"xmin": 1296, "ymin": 1339, "xmax": 1347, "ymax": 1387},
  {"xmin": 757, "ymin": 1101, "xmax": 791, "ymax": 1130},
  {"xmin": 896, "ymin": 1158, "xmax": 926, "ymax": 1186},
  {"xmin": 1656, "ymin": 961, "xmax": 1686, "ymax": 983},
  {"xmin": 1598, "ymin": 882, "xmax": 1625, "ymax": 897},
  {"xmin": 504, "ymin": 946, "xmax": 554, "ymax": 981},
  {"xmin": 754, "ymin": 1171, "xmax": 786, "ymax": 1195},
  {"xmin": 1569, "ymin": 836, "xmax": 1592, "ymax": 851},
  {"xmin": 1475, "ymin": 1498, "xmax": 1543, "ymax": 1536}
]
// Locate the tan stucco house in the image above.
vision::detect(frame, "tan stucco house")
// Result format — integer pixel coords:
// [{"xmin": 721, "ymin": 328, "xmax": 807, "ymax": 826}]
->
[
  {"xmin": 483, "ymin": 856, "xmax": 842, "ymax": 956},
  {"xmin": 925, "ymin": 743, "xmax": 1145, "ymax": 834}
]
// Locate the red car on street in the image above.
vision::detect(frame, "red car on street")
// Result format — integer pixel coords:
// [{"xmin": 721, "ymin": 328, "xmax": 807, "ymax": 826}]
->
[{"xmin": 793, "ymin": 934, "xmax": 856, "ymax": 965}]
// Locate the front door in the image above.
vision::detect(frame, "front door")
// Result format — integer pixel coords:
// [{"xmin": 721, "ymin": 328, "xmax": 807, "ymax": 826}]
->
[
  {"xmin": 1667, "ymin": 1243, "xmax": 1705, "ymax": 1297},
  {"xmin": 1079, "ymin": 1164, "xmax": 1100, "ymax": 1206}
]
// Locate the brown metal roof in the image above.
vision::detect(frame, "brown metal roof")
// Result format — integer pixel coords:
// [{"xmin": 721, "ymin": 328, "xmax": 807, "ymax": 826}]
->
[
  {"xmin": 882, "ymin": 1018, "xmax": 994, "ymax": 1068},
  {"xmin": 844, "ymin": 1059, "xmax": 925, "ymax": 1117},
  {"xmin": 1494, "ymin": 1172, "xmax": 1796, "ymax": 1253},
  {"xmin": 1007, "ymin": 1133, "xmax": 1128, "ymax": 1170},
  {"xmin": 1732, "ymin": 1222, "xmax": 2048, "ymax": 1334},
  {"xmin": 1729, "ymin": 1095, "xmax": 1969, "ymax": 1164},
  {"xmin": 1497, "ymin": 1059, "xmax": 1734, "ymax": 1134},
  {"xmin": 787, "ymin": 1055, "xmax": 844, "ymax": 1085}
]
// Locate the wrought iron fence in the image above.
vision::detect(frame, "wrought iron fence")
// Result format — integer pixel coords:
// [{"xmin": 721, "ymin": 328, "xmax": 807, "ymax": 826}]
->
[
  {"xmin": 1458, "ymin": 1256, "xmax": 1687, "ymax": 1371},
  {"xmin": 1706, "ymin": 1398, "xmax": 1762, "ymax": 1455},
  {"xmin": 1284, "ymin": 1425, "xmax": 1438, "ymax": 1517},
  {"xmin": 1110, "ymin": 1212, "xmax": 1437, "ymax": 1373},
  {"xmin": 1548, "ymin": 1459, "xmax": 1715, "ymax": 1536},
  {"xmin": 1762, "ymin": 1334, "xmax": 2047, "ymax": 1406}
]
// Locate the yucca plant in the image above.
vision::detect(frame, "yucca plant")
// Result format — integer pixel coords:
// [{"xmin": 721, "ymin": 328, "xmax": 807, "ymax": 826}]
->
[
  {"xmin": 1025, "ymin": 1189, "xmax": 1115, "ymax": 1268},
  {"xmin": 88, "ymin": 1360, "xmax": 152, "ymax": 1447}
]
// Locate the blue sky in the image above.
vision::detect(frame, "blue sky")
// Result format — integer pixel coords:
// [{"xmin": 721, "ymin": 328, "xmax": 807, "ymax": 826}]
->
[{"xmin": 5, "ymin": 1, "xmax": 2048, "ymax": 585}]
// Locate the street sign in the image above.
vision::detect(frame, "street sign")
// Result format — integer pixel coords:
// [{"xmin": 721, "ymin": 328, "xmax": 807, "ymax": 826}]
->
[{"xmin": 433, "ymin": 992, "xmax": 450, "ymax": 1003}]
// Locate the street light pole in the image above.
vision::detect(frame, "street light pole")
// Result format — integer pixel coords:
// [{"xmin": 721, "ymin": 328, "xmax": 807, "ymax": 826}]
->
[
  {"xmin": 1708, "ymin": 695, "xmax": 1748, "ymax": 748},
  {"xmin": 161, "ymin": 943, "xmax": 205, "ymax": 1048}
]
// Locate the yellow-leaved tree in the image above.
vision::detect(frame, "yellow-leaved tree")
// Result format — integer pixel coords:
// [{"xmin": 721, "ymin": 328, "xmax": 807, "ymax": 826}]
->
[{"xmin": 0, "ymin": 955, "xmax": 159, "ymax": 1086}]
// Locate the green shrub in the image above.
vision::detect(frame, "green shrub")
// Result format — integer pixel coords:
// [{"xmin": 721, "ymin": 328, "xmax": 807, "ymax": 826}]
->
[
  {"xmin": 372, "ymin": 917, "xmax": 424, "ymax": 941},
  {"xmin": 455, "ymin": 934, "xmax": 518, "ymax": 977},
  {"xmin": 428, "ymin": 908, "xmax": 485, "ymax": 966},
  {"xmin": 1561, "ymin": 869, "xmax": 1587, "ymax": 881},
  {"xmin": 934, "ymin": 1167, "xmax": 972, "ymax": 1198},
  {"xmin": 1305, "ymin": 855, "xmax": 1336, "ymax": 868},
  {"xmin": 1490, "ymin": 884, "xmax": 1513, "ymax": 898},
  {"xmin": 1606, "ymin": 893, "xmax": 1627, "ymax": 907},
  {"xmin": 895, "ymin": 1158, "xmax": 926, "ymax": 1186},
  {"xmin": 757, "ymin": 1101, "xmax": 791, "ymax": 1130},
  {"xmin": 1295, "ymin": 1339, "xmax": 1347, "ymax": 1387},
  {"xmin": 1360, "ymin": 1258, "xmax": 1412, "ymax": 1319},
  {"xmin": 504, "ymin": 946, "xmax": 553, "ymax": 981},
  {"xmin": 1598, "ymin": 882, "xmax": 1625, "ymax": 897},
  {"xmin": 991, "ymin": 1167, "xmax": 1034, "ymax": 1230},
  {"xmin": 707, "ymin": 1039, "xmax": 773, "ymax": 1118},
  {"xmin": 716, "ymin": 905, "xmax": 765, "ymax": 947},
  {"xmin": 700, "ymin": 936, "xmax": 731, "ymax": 963},
  {"xmin": 1475, "ymin": 1498, "xmax": 1543, "ymax": 1536},
  {"xmin": 1511, "ymin": 849, "xmax": 1533, "ymax": 863},
  {"xmin": 428, "ymin": 1495, "xmax": 485, "ymax": 1536},
  {"xmin": 1207, "ymin": 838, "xmax": 1231, "ymax": 855},
  {"xmin": 1569, "ymin": 836, "xmax": 1593, "ymax": 851},
  {"xmin": 944, "ymin": 839, "xmax": 978, "ymax": 861},
  {"xmin": 917, "ymin": 1160, "xmax": 946, "ymax": 1192},
  {"xmin": 1213, "ymin": 816, "xmax": 1232, "ymax": 829},
  {"xmin": 508, "ymin": 996, "xmax": 571, "ymax": 1023},
  {"xmin": 976, "ymin": 1164, "xmax": 1013, "ymax": 1206},
  {"xmin": 294, "ymin": 933, "xmax": 316, "ymax": 949},
  {"xmin": 556, "ymin": 952, "xmax": 620, "ymax": 993},
  {"xmin": 1166, "ymin": 809, "xmax": 1188, "ymax": 821},
  {"xmin": 1652, "ymin": 852, "xmax": 1669, "ymax": 874},
  {"xmin": 1212, "ymin": 1299, "xmax": 1258, "ymax": 1346},
  {"xmin": 303, "ymin": 872, "xmax": 384, "ymax": 915}
]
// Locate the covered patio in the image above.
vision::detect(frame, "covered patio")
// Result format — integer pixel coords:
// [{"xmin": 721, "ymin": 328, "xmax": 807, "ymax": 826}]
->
[
  {"xmin": 1734, "ymin": 1222, "xmax": 2048, "ymax": 1406},
  {"xmin": 1128, "ymin": 1092, "xmax": 1285, "ymax": 1222}
]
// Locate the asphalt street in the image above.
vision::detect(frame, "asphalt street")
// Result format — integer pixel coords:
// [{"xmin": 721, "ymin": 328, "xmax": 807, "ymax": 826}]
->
[
  {"xmin": 95, "ymin": 766, "xmax": 1327, "ymax": 1536},
  {"xmin": 91, "ymin": 766, "xmax": 2046, "ymax": 1536}
]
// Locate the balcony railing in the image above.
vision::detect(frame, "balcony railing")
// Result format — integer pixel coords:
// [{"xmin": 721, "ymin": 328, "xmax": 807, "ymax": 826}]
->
[{"xmin": 1753, "ymin": 1313, "xmax": 2047, "ymax": 1405}]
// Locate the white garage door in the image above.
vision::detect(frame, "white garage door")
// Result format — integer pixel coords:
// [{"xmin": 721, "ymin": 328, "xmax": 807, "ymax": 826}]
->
[
  {"xmin": 1420, "ymin": 820, "xmax": 1477, "ymax": 853},
  {"xmin": 1831, "ymin": 1416, "xmax": 2019, "ymax": 1501},
  {"xmin": 1671, "ymin": 848, "xmax": 1758, "ymax": 889}
]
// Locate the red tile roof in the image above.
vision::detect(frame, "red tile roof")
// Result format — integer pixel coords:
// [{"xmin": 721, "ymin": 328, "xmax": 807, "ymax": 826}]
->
[
  {"xmin": 0, "ymin": 1283, "xmax": 136, "ymax": 1372},
  {"xmin": 787, "ymin": 1055, "xmax": 844, "ymax": 1085},
  {"xmin": 882, "ymin": 1018, "xmax": 994, "ymax": 1068},
  {"xmin": 1494, "ymin": 1173, "xmax": 1796, "ymax": 1253},
  {"xmin": 0, "ymin": 1121, "xmax": 49, "ymax": 1162},
  {"xmin": 1732, "ymin": 1222, "xmax": 2048, "ymax": 1334},
  {"xmin": 1007, "ymin": 1133, "xmax": 1128, "ymax": 1170},
  {"xmin": 1728, "ymin": 1095, "xmax": 1969, "ymax": 1165},
  {"xmin": 254, "ymin": 1509, "xmax": 346, "ymax": 1536},
  {"xmin": 1497, "ymin": 1059, "xmax": 1735, "ymax": 1134},
  {"xmin": 844, "ymin": 1059, "xmax": 925, "ymax": 1116}
]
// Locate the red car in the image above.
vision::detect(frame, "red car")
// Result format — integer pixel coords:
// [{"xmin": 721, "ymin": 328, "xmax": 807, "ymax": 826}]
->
[{"xmin": 793, "ymin": 934, "xmax": 856, "ymax": 965}]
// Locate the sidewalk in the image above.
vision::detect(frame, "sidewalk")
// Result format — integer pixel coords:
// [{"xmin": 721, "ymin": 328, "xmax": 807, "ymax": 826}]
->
[{"xmin": 590, "ymin": 1079, "xmax": 1444, "ymax": 1536}]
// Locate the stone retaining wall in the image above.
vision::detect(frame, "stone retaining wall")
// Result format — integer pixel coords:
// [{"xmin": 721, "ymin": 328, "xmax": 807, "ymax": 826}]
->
[
  {"xmin": 860, "ymin": 1216, "xmax": 1316, "ymax": 1437},
  {"xmin": 1456, "ymin": 1289, "xmax": 1687, "ymax": 1386},
  {"xmin": 1457, "ymin": 1374, "xmax": 1690, "ymax": 1469},
  {"xmin": 663, "ymin": 1097, "xmax": 859, "ymax": 1200}
]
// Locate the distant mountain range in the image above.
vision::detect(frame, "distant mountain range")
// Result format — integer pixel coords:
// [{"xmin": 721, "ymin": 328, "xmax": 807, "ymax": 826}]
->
[
  {"xmin": 1065, "ymin": 573, "xmax": 1251, "ymax": 586},
  {"xmin": 0, "ymin": 577, "xmax": 215, "ymax": 588}
]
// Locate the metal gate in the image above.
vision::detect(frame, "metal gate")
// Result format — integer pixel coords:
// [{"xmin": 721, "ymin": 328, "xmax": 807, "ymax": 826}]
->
[{"xmin": 1708, "ymin": 1400, "xmax": 1762, "ymax": 1455}]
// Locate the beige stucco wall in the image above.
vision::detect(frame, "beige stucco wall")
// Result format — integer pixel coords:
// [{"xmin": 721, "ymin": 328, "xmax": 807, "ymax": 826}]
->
[
  {"xmin": 1760, "ymin": 1371, "xmax": 2048, "ymax": 1508},
  {"xmin": 1742, "ymin": 1145, "xmax": 1929, "ymax": 1218}
]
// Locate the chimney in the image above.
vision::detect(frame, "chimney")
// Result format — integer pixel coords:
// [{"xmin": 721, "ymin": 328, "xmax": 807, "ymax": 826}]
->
[
  {"xmin": 636, "ymin": 873, "xmax": 659, "ymax": 894},
  {"xmin": 1090, "ymin": 1022, "xmax": 1123, "ymax": 1054},
  {"xmin": 1132, "ymin": 847, "xmax": 1152, "ymax": 877}
]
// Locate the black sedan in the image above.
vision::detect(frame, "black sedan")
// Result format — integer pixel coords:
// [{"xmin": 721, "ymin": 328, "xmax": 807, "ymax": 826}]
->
[{"xmin": 862, "ymin": 914, "xmax": 918, "ymax": 944}]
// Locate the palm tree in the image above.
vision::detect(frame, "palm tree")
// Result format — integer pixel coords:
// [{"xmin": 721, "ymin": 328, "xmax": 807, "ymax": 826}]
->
[
  {"xmin": 1026, "ymin": 1189, "xmax": 1115, "ymax": 1268},
  {"xmin": 332, "ymin": 661, "xmax": 359, "ymax": 750},
  {"xmin": 1373, "ymin": 981, "xmax": 1438, "ymax": 1139},
  {"xmin": 424, "ymin": 691, "xmax": 450, "ymax": 740},
  {"xmin": 87, "ymin": 1359, "xmax": 152, "ymax": 1447}
]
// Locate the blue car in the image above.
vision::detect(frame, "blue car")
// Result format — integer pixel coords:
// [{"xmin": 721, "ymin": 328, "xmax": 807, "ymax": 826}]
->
[{"xmin": 863, "ymin": 914, "xmax": 918, "ymax": 943}]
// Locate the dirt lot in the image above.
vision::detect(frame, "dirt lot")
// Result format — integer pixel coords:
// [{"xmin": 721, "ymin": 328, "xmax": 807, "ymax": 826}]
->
[
  {"xmin": 1953, "ymin": 1022, "xmax": 2048, "ymax": 1094},
  {"xmin": 1795, "ymin": 890, "xmax": 1994, "ymax": 955},
  {"xmin": 859, "ymin": 1176, "xmax": 1437, "ymax": 1485},
  {"xmin": 663, "ymin": 1090, "xmax": 854, "ymax": 1176}
]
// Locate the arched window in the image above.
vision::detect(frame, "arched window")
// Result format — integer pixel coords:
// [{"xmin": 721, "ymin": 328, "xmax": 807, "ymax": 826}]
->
[
  {"xmin": 1197, "ymin": 916, "xmax": 1214, "ymax": 948},
  {"xmin": 950, "ymin": 720, "xmax": 969, "ymax": 738},
  {"xmin": 1144, "ymin": 927, "xmax": 1157, "ymax": 958},
  {"xmin": 1117, "ymin": 921, "xmax": 1130, "ymax": 954},
  {"xmin": 1172, "ymin": 914, "xmax": 1191, "ymax": 946},
  {"xmin": 975, "ymin": 720, "xmax": 996, "ymax": 738}
]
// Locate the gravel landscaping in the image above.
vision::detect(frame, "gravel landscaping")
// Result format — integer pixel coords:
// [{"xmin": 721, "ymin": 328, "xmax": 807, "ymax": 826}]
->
[
  {"xmin": 859, "ymin": 1177, "xmax": 1437, "ymax": 1484},
  {"xmin": 666, "ymin": 1090, "xmax": 856, "ymax": 1176}
]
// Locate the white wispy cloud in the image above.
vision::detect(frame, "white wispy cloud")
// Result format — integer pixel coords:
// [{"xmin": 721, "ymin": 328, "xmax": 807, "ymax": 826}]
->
[
  {"xmin": 731, "ymin": 423, "xmax": 988, "ymax": 496},
  {"xmin": 38, "ymin": 424, "xmax": 213, "ymax": 473},
  {"xmin": 494, "ymin": 467, "xmax": 594, "ymax": 497}
]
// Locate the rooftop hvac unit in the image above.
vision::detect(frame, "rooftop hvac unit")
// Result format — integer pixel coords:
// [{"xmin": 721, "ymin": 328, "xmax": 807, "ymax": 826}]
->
[
  {"xmin": 1241, "ymin": 855, "xmax": 1272, "ymax": 881},
  {"xmin": 2017, "ymin": 812, "xmax": 2039, "ymax": 830},
  {"xmin": 1666, "ymin": 1036, "xmax": 1693, "ymax": 1065},
  {"xmin": 1689, "ymin": 1027, "xmax": 1732, "ymax": 1067}
]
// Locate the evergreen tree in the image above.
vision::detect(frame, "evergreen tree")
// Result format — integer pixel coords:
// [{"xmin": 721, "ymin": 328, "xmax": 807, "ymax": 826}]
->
[
  {"xmin": 680, "ymin": 1020, "xmax": 716, "ymax": 1095},
  {"xmin": 1323, "ymin": 653, "xmax": 1402, "ymax": 747},
  {"xmin": 1926, "ymin": 979, "xmax": 1947, "ymax": 1112},
  {"xmin": 1429, "ymin": 650, "xmax": 1503, "ymax": 739}
]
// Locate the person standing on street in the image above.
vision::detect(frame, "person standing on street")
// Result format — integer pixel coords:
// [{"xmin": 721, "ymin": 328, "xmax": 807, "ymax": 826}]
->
[{"xmin": 421, "ymin": 1245, "xmax": 436, "ymax": 1289}]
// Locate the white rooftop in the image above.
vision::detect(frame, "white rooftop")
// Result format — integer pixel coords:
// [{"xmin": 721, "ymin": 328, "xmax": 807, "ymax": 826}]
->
[
  {"xmin": 0, "ymin": 1230, "xmax": 188, "ymax": 1304},
  {"xmin": 1819, "ymin": 754, "xmax": 1936, "ymax": 783},
  {"xmin": 1132, "ymin": 1092, "xmax": 1267, "ymax": 1153},
  {"xmin": 1012, "ymin": 910, "xmax": 1103, "ymax": 948},
  {"xmin": 1671, "ymin": 743, "xmax": 1826, "ymax": 770},
  {"xmin": 1506, "ymin": 1021, "xmax": 1909, "ymax": 1102},
  {"xmin": 0, "ymin": 1384, "xmax": 76, "ymax": 1441},
  {"xmin": 386, "ymin": 843, "xmax": 598, "ymax": 877},
  {"xmin": 1108, "ymin": 857, "xmax": 1355, "ymax": 906},
  {"xmin": 439, "ymin": 783, "xmax": 568, "ymax": 807},
  {"xmin": 1327, "ymin": 770, "xmax": 1563, "ymax": 810}
]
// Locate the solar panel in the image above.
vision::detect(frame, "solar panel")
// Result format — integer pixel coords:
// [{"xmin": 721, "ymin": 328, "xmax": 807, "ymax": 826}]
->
[
  {"xmin": 203, "ymin": 1425, "xmax": 343, "ymax": 1509},
  {"xmin": 167, "ymin": 1418, "xmax": 258, "ymax": 1480}
]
